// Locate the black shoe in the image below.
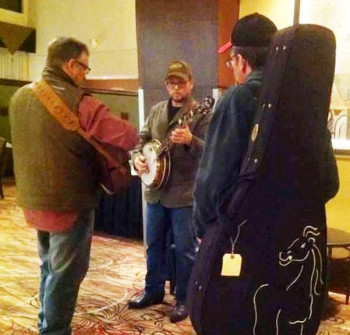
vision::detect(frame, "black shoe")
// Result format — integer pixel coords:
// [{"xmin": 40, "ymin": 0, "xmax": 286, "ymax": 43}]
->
[
  {"xmin": 128, "ymin": 291, "xmax": 164, "ymax": 309},
  {"xmin": 170, "ymin": 303, "xmax": 188, "ymax": 323}
]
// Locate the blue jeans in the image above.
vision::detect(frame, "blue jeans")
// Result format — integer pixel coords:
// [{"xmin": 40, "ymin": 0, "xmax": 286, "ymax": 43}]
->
[
  {"xmin": 145, "ymin": 203, "xmax": 196, "ymax": 304},
  {"xmin": 37, "ymin": 209, "xmax": 94, "ymax": 335}
]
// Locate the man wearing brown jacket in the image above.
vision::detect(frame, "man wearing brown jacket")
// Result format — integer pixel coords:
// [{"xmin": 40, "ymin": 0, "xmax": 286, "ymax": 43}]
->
[
  {"xmin": 128, "ymin": 60, "xmax": 211, "ymax": 323},
  {"xmin": 10, "ymin": 37, "xmax": 137, "ymax": 335}
]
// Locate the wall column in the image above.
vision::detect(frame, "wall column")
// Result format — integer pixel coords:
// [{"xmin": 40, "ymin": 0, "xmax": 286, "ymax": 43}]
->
[{"xmin": 136, "ymin": 0, "xmax": 239, "ymax": 117}]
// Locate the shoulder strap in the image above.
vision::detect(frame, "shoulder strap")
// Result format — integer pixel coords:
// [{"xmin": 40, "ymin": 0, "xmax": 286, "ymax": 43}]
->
[{"xmin": 31, "ymin": 79, "xmax": 127, "ymax": 174}]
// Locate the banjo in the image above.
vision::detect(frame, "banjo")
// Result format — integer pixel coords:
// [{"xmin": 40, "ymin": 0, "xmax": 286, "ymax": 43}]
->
[{"xmin": 141, "ymin": 96, "xmax": 215, "ymax": 189}]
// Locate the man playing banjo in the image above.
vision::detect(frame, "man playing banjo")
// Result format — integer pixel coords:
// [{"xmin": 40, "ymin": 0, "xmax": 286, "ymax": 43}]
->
[{"xmin": 128, "ymin": 60, "xmax": 212, "ymax": 323}]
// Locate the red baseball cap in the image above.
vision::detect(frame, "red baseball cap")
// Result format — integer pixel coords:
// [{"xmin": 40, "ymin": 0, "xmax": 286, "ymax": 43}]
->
[{"xmin": 218, "ymin": 41, "xmax": 233, "ymax": 54}]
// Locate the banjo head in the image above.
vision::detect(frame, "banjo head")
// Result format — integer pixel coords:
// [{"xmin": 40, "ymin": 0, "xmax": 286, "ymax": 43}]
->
[{"xmin": 141, "ymin": 139, "xmax": 170, "ymax": 189}]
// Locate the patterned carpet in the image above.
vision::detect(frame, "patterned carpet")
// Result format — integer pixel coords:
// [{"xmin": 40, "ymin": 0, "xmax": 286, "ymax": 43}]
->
[{"xmin": 0, "ymin": 178, "xmax": 349, "ymax": 334}]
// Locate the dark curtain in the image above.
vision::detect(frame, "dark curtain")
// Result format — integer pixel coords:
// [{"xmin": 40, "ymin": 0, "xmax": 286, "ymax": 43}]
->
[{"xmin": 94, "ymin": 176, "xmax": 143, "ymax": 239}]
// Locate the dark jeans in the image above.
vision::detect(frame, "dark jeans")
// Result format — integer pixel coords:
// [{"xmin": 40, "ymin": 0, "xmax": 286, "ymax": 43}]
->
[{"xmin": 145, "ymin": 202, "xmax": 196, "ymax": 304}]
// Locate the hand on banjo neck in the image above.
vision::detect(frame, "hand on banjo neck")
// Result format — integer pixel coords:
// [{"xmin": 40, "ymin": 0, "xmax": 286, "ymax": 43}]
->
[
  {"xmin": 170, "ymin": 124, "xmax": 193, "ymax": 146},
  {"xmin": 156, "ymin": 96, "xmax": 215, "ymax": 158}
]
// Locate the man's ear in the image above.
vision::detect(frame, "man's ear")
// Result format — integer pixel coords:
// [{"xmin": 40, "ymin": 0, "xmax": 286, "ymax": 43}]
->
[
  {"xmin": 61, "ymin": 59, "xmax": 75, "ymax": 78},
  {"xmin": 66, "ymin": 59, "xmax": 75, "ymax": 71},
  {"xmin": 240, "ymin": 55, "xmax": 252, "ymax": 76},
  {"xmin": 237, "ymin": 54, "xmax": 247, "ymax": 72}
]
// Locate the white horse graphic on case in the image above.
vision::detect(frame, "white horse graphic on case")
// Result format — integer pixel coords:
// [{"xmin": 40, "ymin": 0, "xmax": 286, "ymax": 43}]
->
[{"xmin": 253, "ymin": 225, "xmax": 324, "ymax": 335}]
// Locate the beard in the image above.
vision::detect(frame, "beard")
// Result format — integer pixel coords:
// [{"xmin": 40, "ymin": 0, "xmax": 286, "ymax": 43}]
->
[{"xmin": 171, "ymin": 91, "xmax": 190, "ymax": 104}]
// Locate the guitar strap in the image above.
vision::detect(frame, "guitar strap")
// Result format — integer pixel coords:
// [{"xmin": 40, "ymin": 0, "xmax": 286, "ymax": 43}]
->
[{"xmin": 31, "ymin": 79, "xmax": 127, "ymax": 175}]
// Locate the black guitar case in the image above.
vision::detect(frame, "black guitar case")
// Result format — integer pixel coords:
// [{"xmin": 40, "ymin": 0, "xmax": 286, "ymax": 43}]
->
[{"xmin": 188, "ymin": 24, "xmax": 336, "ymax": 335}]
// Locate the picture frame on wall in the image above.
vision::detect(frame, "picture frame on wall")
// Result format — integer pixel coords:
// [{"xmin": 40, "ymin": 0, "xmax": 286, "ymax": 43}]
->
[{"xmin": 0, "ymin": 0, "xmax": 22, "ymax": 13}]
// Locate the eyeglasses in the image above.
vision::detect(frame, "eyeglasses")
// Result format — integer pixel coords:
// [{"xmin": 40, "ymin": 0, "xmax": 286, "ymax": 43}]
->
[
  {"xmin": 75, "ymin": 60, "xmax": 91, "ymax": 74},
  {"xmin": 225, "ymin": 54, "xmax": 238, "ymax": 69},
  {"xmin": 166, "ymin": 80, "xmax": 187, "ymax": 89}
]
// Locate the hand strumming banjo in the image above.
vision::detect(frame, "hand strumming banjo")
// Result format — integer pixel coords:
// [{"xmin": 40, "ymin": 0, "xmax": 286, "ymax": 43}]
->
[{"xmin": 140, "ymin": 96, "xmax": 215, "ymax": 190}]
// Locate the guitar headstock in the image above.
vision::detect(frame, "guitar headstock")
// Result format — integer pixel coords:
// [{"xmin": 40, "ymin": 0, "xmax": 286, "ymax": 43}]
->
[{"xmin": 180, "ymin": 96, "xmax": 215, "ymax": 125}]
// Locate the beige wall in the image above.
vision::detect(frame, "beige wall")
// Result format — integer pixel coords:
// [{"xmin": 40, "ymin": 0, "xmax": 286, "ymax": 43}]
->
[
  {"xmin": 326, "ymin": 157, "xmax": 350, "ymax": 233},
  {"xmin": 27, "ymin": 0, "xmax": 138, "ymax": 81},
  {"xmin": 239, "ymin": 0, "xmax": 295, "ymax": 29}
]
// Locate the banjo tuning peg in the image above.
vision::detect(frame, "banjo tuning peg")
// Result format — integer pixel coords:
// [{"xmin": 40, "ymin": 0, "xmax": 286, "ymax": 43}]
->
[{"xmin": 204, "ymin": 96, "xmax": 215, "ymax": 108}]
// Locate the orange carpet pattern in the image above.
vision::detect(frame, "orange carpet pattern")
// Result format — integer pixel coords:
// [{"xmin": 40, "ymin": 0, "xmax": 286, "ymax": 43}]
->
[{"xmin": 0, "ymin": 179, "xmax": 349, "ymax": 334}]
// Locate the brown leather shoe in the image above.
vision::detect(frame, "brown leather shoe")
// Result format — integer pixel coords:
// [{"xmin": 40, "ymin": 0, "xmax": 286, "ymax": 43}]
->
[
  {"xmin": 128, "ymin": 291, "xmax": 164, "ymax": 309},
  {"xmin": 170, "ymin": 303, "xmax": 188, "ymax": 323}
]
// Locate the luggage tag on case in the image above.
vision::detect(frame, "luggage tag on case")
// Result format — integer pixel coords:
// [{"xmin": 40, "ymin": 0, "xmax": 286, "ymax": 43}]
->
[
  {"xmin": 221, "ymin": 220, "xmax": 247, "ymax": 277},
  {"xmin": 221, "ymin": 253, "xmax": 242, "ymax": 276}
]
